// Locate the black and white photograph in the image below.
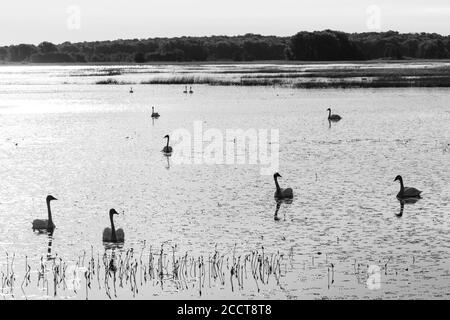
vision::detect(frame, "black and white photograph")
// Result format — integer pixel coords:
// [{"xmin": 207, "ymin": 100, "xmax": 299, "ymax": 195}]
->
[{"xmin": 0, "ymin": 0, "xmax": 449, "ymax": 307}]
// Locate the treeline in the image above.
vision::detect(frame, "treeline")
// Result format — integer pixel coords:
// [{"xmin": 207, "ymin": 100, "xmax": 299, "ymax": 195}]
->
[{"xmin": 1, "ymin": 30, "xmax": 449, "ymax": 63}]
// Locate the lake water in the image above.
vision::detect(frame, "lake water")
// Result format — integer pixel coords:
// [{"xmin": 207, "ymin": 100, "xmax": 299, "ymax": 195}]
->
[{"xmin": 0, "ymin": 64, "xmax": 449, "ymax": 299}]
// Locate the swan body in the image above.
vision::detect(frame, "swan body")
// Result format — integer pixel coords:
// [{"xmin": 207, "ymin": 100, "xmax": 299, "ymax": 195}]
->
[
  {"xmin": 162, "ymin": 134, "xmax": 173, "ymax": 153},
  {"xmin": 32, "ymin": 195, "xmax": 57, "ymax": 232},
  {"xmin": 394, "ymin": 175, "xmax": 422, "ymax": 199},
  {"xmin": 327, "ymin": 108, "xmax": 342, "ymax": 121},
  {"xmin": 189, "ymin": 86, "xmax": 194, "ymax": 94},
  {"xmin": 103, "ymin": 209, "xmax": 125, "ymax": 243},
  {"xmin": 151, "ymin": 106, "xmax": 160, "ymax": 118},
  {"xmin": 273, "ymin": 173, "xmax": 293, "ymax": 200}
]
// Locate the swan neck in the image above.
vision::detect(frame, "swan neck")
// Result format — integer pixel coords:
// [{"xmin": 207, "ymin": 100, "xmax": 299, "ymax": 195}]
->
[
  {"xmin": 274, "ymin": 176, "xmax": 281, "ymax": 192},
  {"xmin": 399, "ymin": 178, "xmax": 405, "ymax": 191},
  {"xmin": 46, "ymin": 200, "xmax": 53, "ymax": 224},
  {"xmin": 110, "ymin": 213, "xmax": 116, "ymax": 240},
  {"xmin": 166, "ymin": 136, "xmax": 170, "ymax": 148},
  {"xmin": 328, "ymin": 109, "xmax": 332, "ymax": 119}
]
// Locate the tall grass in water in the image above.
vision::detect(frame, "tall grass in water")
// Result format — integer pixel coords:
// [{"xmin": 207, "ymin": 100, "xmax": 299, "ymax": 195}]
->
[
  {"xmin": 140, "ymin": 76, "xmax": 285, "ymax": 86},
  {"xmin": 2, "ymin": 243, "xmax": 286, "ymax": 299},
  {"xmin": 93, "ymin": 65, "xmax": 450, "ymax": 88}
]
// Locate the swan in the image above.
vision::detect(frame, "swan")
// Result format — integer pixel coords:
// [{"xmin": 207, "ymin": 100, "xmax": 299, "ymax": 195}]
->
[
  {"xmin": 394, "ymin": 175, "xmax": 422, "ymax": 199},
  {"xmin": 32, "ymin": 195, "xmax": 57, "ymax": 232},
  {"xmin": 162, "ymin": 135, "xmax": 173, "ymax": 153},
  {"xmin": 189, "ymin": 86, "xmax": 194, "ymax": 94},
  {"xmin": 130, "ymin": 87, "xmax": 134, "ymax": 93},
  {"xmin": 183, "ymin": 86, "xmax": 188, "ymax": 94},
  {"xmin": 273, "ymin": 173, "xmax": 293, "ymax": 200},
  {"xmin": 151, "ymin": 106, "xmax": 160, "ymax": 118},
  {"xmin": 327, "ymin": 108, "xmax": 342, "ymax": 121},
  {"xmin": 102, "ymin": 209, "xmax": 125, "ymax": 243}
]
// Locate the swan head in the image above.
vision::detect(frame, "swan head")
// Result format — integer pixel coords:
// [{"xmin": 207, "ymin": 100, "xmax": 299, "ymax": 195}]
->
[
  {"xmin": 164, "ymin": 135, "xmax": 169, "ymax": 139},
  {"xmin": 327, "ymin": 108, "xmax": 331, "ymax": 112},
  {"xmin": 394, "ymin": 175, "xmax": 402, "ymax": 182},
  {"xmin": 46, "ymin": 195, "xmax": 57, "ymax": 202},
  {"xmin": 274, "ymin": 172, "xmax": 282, "ymax": 178},
  {"xmin": 109, "ymin": 209, "xmax": 119, "ymax": 216}
]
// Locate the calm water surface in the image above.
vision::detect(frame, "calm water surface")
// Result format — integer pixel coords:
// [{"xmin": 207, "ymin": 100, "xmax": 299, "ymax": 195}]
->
[{"xmin": 0, "ymin": 65, "xmax": 449, "ymax": 299}]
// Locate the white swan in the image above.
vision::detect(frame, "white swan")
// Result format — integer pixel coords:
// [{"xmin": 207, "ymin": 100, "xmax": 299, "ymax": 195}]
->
[
  {"xmin": 32, "ymin": 195, "xmax": 57, "ymax": 232},
  {"xmin": 274, "ymin": 173, "xmax": 293, "ymax": 200},
  {"xmin": 102, "ymin": 209, "xmax": 125, "ymax": 243},
  {"xmin": 162, "ymin": 135, "xmax": 173, "ymax": 153}
]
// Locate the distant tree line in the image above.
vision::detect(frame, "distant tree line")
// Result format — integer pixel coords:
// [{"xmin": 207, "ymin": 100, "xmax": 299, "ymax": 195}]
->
[{"xmin": 1, "ymin": 30, "xmax": 449, "ymax": 63}]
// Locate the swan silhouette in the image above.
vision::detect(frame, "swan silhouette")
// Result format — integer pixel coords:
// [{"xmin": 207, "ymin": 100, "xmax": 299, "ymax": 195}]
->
[
  {"xmin": 189, "ymin": 86, "xmax": 194, "ymax": 94},
  {"xmin": 32, "ymin": 195, "xmax": 57, "ymax": 232},
  {"xmin": 129, "ymin": 87, "xmax": 134, "ymax": 94},
  {"xmin": 103, "ymin": 209, "xmax": 125, "ymax": 243},
  {"xmin": 394, "ymin": 175, "xmax": 422, "ymax": 199},
  {"xmin": 183, "ymin": 86, "xmax": 188, "ymax": 94},
  {"xmin": 162, "ymin": 135, "xmax": 173, "ymax": 153},
  {"xmin": 274, "ymin": 173, "xmax": 293, "ymax": 200},
  {"xmin": 327, "ymin": 108, "xmax": 342, "ymax": 121},
  {"xmin": 151, "ymin": 106, "xmax": 160, "ymax": 118}
]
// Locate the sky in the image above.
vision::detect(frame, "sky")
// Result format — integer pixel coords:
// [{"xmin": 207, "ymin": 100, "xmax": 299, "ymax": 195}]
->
[{"xmin": 0, "ymin": 0, "xmax": 449, "ymax": 45}]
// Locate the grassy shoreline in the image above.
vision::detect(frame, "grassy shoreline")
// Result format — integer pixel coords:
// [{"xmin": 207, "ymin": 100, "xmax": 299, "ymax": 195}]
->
[{"xmin": 93, "ymin": 63, "xmax": 450, "ymax": 88}]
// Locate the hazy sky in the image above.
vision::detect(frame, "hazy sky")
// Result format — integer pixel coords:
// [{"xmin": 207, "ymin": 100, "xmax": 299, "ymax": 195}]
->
[{"xmin": 1, "ymin": 0, "xmax": 449, "ymax": 45}]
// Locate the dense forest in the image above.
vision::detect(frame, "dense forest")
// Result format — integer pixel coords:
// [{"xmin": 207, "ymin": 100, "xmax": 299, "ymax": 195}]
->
[{"xmin": 1, "ymin": 30, "xmax": 449, "ymax": 63}]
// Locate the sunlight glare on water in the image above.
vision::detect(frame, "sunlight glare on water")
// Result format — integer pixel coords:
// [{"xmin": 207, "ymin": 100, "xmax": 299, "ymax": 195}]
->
[{"xmin": 0, "ymin": 65, "xmax": 449, "ymax": 299}]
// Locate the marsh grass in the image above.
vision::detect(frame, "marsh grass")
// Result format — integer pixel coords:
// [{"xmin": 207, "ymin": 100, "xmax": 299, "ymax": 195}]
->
[
  {"xmin": 96, "ymin": 78, "xmax": 132, "ymax": 85},
  {"xmin": 95, "ymin": 65, "xmax": 450, "ymax": 88},
  {"xmin": 1, "ymin": 243, "xmax": 286, "ymax": 299},
  {"xmin": 141, "ymin": 76, "xmax": 285, "ymax": 86}
]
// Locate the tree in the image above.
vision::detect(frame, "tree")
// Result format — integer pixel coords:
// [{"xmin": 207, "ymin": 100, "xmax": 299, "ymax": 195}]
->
[
  {"xmin": 38, "ymin": 42, "xmax": 58, "ymax": 54},
  {"xmin": 134, "ymin": 52, "xmax": 146, "ymax": 63}
]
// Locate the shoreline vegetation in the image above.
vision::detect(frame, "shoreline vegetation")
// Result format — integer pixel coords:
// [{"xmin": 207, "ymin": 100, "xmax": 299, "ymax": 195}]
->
[
  {"xmin": 2, "ymin": 30, "xmax": 450, "ymax": 88},
  {"xmin": 93, "ymin": 64, "xmax": 450, "ymax": 89}
]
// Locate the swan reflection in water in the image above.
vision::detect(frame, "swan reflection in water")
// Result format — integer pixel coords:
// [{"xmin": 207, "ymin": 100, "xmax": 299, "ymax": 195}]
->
[
  {"xmin": 46, "ymin": 231, "xmax": 55, "ymax": 260},
  {"xmin": 164, "ymin": 154, "xmax": 171, "ymax": 170},
  {"xmin": 274, "ymin": 199, "xmax": 293, "ymax": 221},
  {"xmin": 396, "ymin": 198, "xmax": 420, "ymax": 218},
  {"xmin": 328, "ymin": 119, "xmax": 339, "ymax": 129}
]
